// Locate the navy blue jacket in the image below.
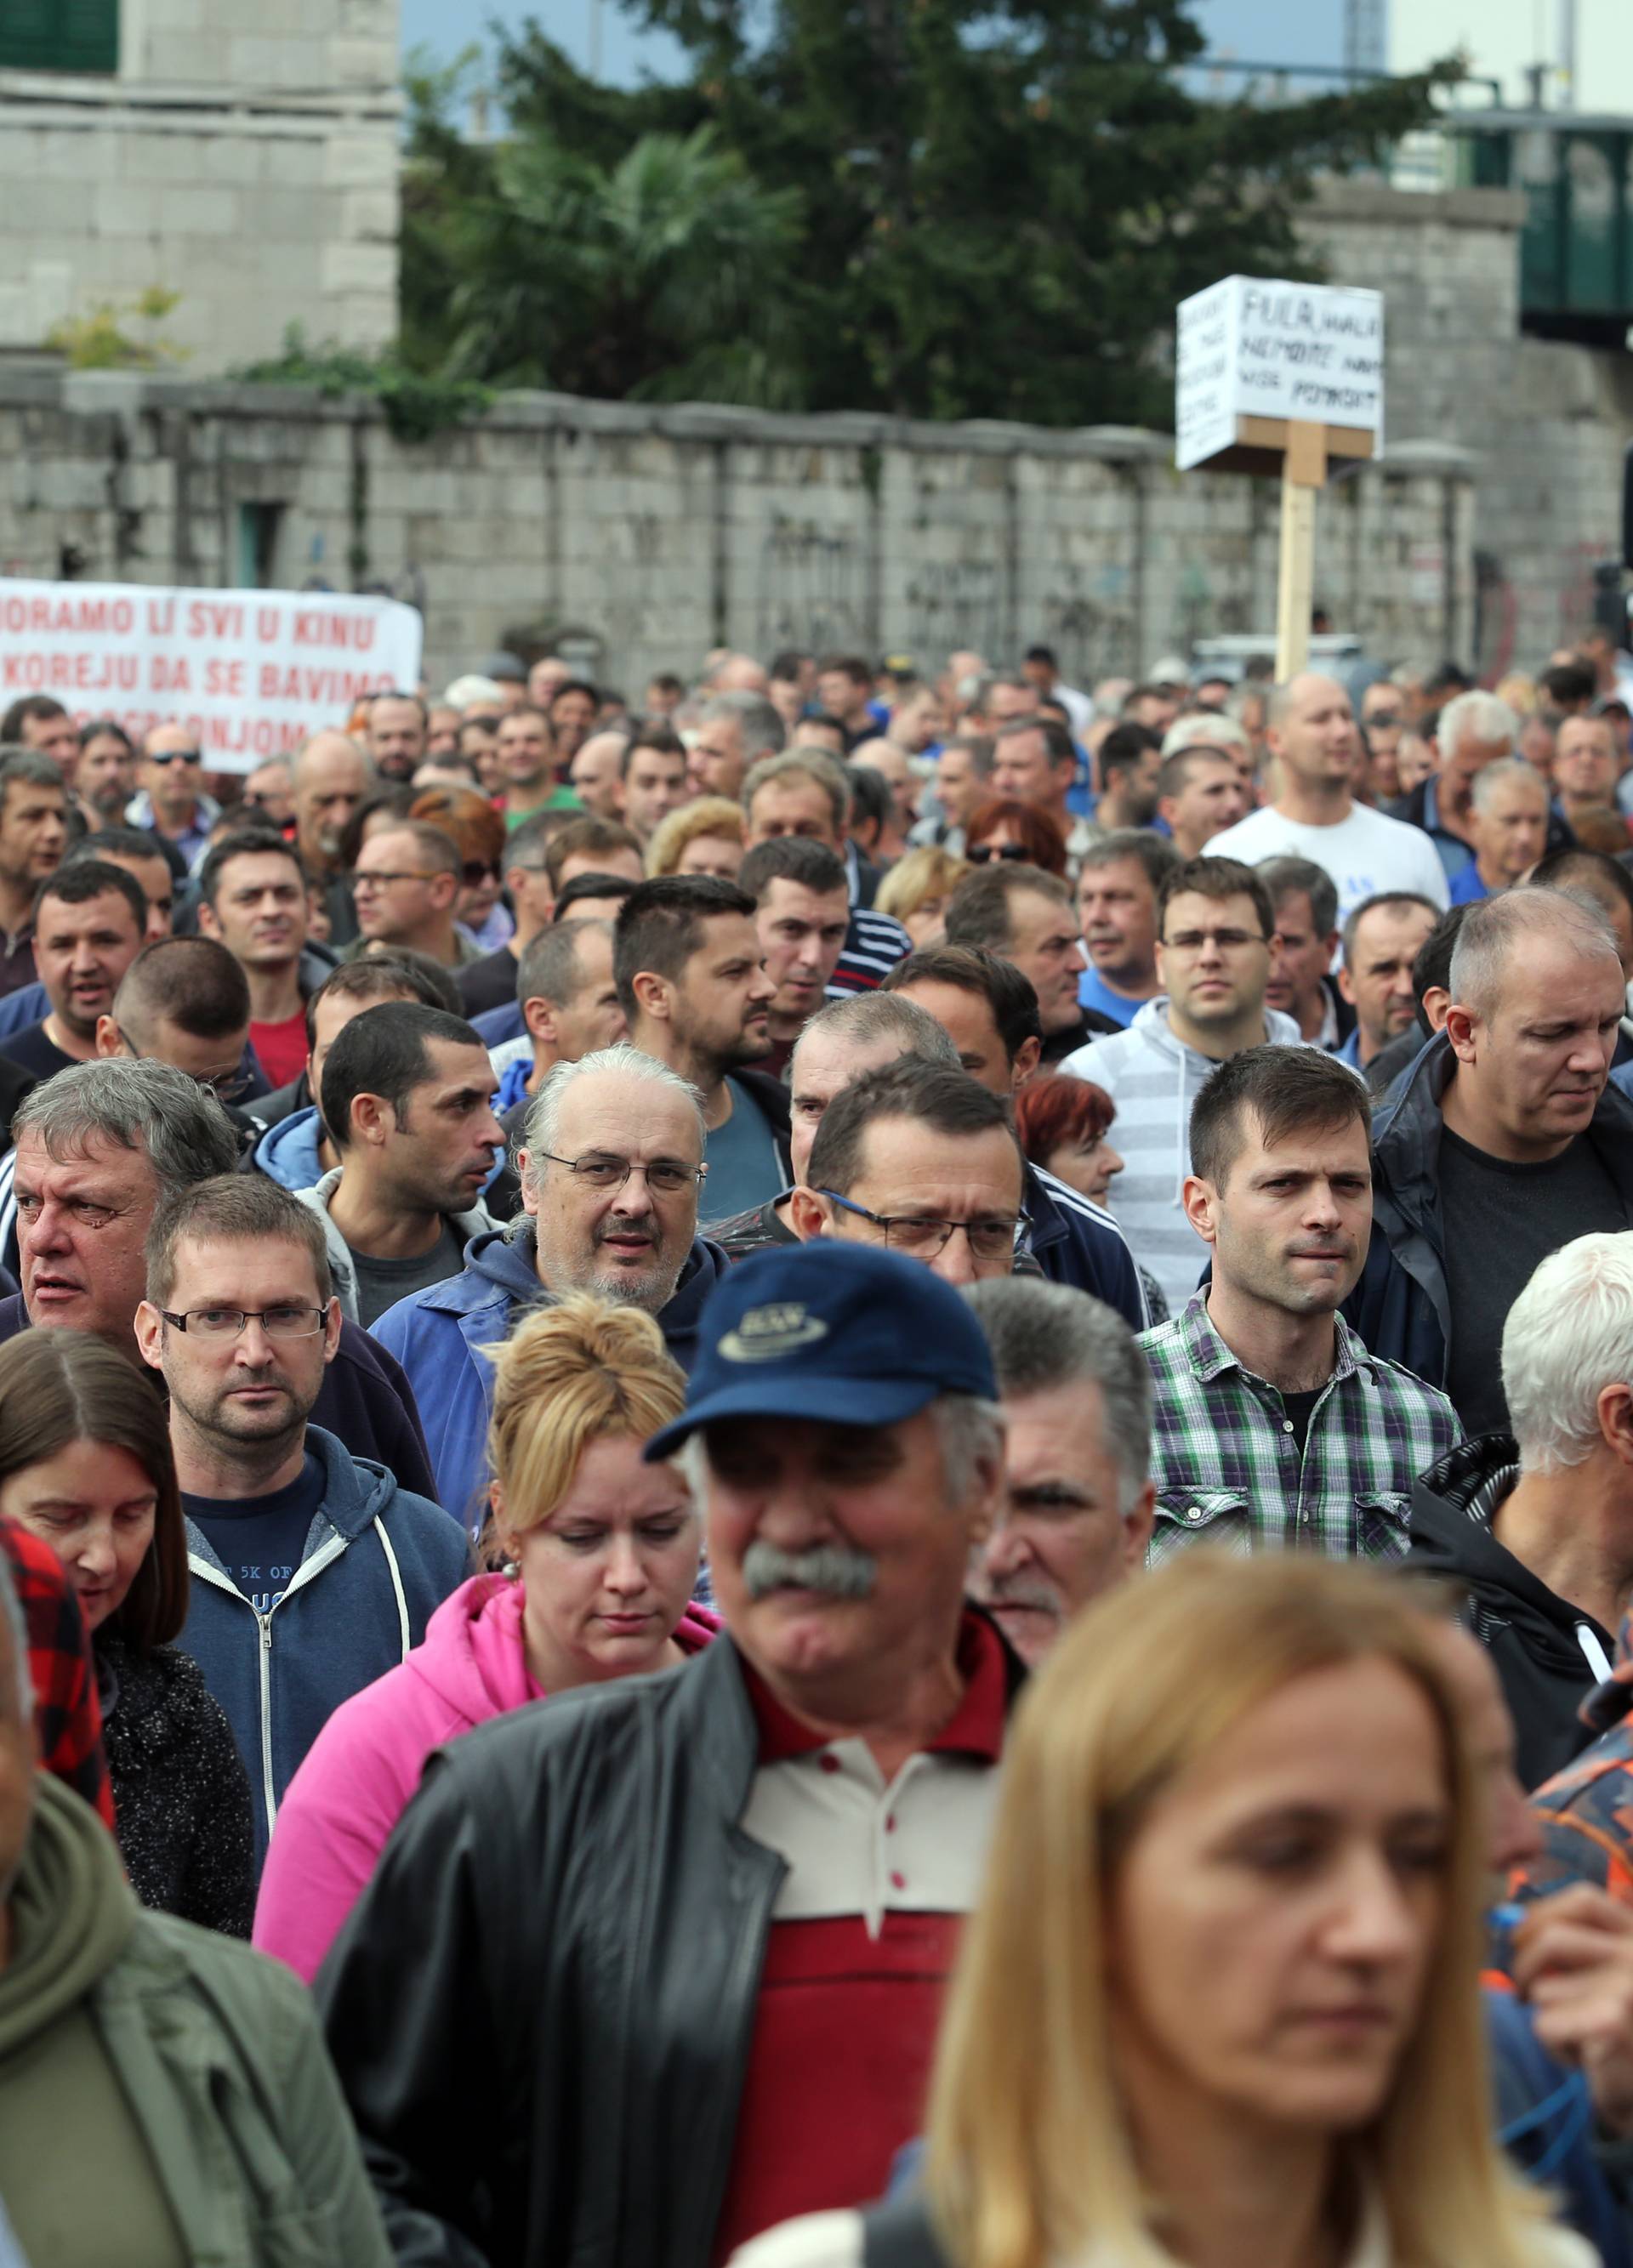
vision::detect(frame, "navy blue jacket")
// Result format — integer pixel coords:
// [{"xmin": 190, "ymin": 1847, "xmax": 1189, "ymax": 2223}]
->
[
  {"xmin": 182, "ymin": 1424, "xmax": 468, "ymax": 1872},
  {"xmin": 1023, "ymin": 1162, "xmax": 1147, "ymax": 1329},
  {"xmin": 1344, "ymin": 1031, "xmax": 1633, "ymax": 1389}
]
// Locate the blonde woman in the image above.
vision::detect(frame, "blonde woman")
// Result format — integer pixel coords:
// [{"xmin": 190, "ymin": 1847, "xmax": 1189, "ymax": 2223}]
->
[
  {"xmin": 253, "ymin": 1295, "xmax": 718, "ymax": 1981},
  {"xmin": 735, "ymin": 1555, "xmax": 1591, "ymax": 2268},
  {"xmin": 875, "ymin": 844, "xmax": 971, "ymax": 947},
  {"xmin": 647, "ymin": 795, "xmax": 748, "ymax": 880}
]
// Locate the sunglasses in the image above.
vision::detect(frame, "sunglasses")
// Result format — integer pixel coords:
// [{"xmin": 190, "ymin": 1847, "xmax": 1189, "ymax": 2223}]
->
[
  {"xmin": 967, "ymin": 842, "xmax": 1030, "ymax": 864},
  {"xmin": 149, "ymin": 749, "xmax": 202, "ymax": 767},
  {"xmin": 462, "ymin": 861, "xmax": 501, "ymax": 888}
]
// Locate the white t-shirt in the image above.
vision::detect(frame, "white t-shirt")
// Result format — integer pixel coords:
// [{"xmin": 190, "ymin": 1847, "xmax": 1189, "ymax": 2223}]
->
[{"xmin": 1203, "ymin": 801, "xmax": 1450, "ymax": 924}]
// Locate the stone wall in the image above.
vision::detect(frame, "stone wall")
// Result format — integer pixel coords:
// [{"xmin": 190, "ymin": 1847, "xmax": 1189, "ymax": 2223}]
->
[
  {"xmin": 0, "ymin": 371, "xmax": 1477, "ymax": 695},
  {"xmin": 1301, "ymin": 179, "xmax": 1633, "ymax": 672},
  {"xmin": 0, "ymin": 0, "xmax": 398, "ymax": 371}
]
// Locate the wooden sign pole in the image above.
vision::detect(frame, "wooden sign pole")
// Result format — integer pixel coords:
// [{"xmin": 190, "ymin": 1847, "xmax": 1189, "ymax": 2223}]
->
[{"xmin": 1274, "ymin": 420, "xmax": 1329, "ymax": 681}]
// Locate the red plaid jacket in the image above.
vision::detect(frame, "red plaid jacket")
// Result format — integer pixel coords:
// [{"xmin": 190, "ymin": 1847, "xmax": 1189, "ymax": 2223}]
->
[{"xmin": 0, "ymin": 1515, "xmax": 114, "ymax": 1828}]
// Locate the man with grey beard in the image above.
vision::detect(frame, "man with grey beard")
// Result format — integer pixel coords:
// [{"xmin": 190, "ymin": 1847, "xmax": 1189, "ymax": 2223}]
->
[{"xmin": 319, "ymin": 1241, "xmax": 1019, "ymax": 2268}]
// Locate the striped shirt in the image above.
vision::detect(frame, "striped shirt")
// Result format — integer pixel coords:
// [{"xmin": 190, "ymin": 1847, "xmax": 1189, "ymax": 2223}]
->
[
  {"xmin": 828, "ymin": 907, "xmax": 911, "ymax": 997},
  {"xmin": 1141, "ymin": 1295, "xmax": 1460, "ymax": 1565}
]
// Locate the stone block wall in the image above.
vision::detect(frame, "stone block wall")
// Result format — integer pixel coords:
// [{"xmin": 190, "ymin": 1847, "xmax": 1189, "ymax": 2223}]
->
[
  {"xmin": 0, "ymin": 372, "xmax": 1477, "ymax": 696},
  {"xmin": 1302, "ymin": 179, "xmax": 1633, "ymax": 670},
  {"xmin": 0, "ymin": 0, "xmax": 398, "ymax": 371}
]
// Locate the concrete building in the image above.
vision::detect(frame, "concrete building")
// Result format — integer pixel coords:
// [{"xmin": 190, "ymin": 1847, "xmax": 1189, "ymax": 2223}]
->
[
  {"xmin": 0, "ymin": 0, "xmax": 399, "ymax": 374},
  {"xmin": 1387, "ymin": 0, "xmax": 1633, "ymax": 112}
]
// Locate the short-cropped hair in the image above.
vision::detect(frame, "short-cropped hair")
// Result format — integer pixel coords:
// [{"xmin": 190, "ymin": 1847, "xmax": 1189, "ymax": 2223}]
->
[
  {"xmin": 742, "ymin": 748, "xmax": 850, "ymax": 827},
  {"xmin": 964, "ymin": 1277, "xmax": 1152, "ymax": 1513},
  {"xmin": 699, "ymin": 692, "xmax": 785, "ymax": 762},
  {"xmin": 1528, "ymin": 846, "xmax": 1633, "ymax": 923},
  {"xmin": 613, "ymin": 875, "xmax": 757, "ymax": 1020},
  {"xmin": 12, "ymin": 1058, "xmax": 237, "ymax": 1197},
  {"xmin": 544, "ymin": 814, "xmax": 643, "ymax": 891},
  {"xmin": 1077, "ymin": 829, "xmax": 1180, "ymax": 895},
  {"xmin": 737, "ymin": 835, "xmax": 848, "ymax": 902},
  {"xmin": 516, "ymin": 918, "xmax": 613, "ymax": 1011},
  {"xmin": 303, "ymin": 952, "xmax": 459, "ymax": 1050},
  {"xmin": 381, "ymin": 820, "xmax": 460, "ymax": 877},
  {"xmin": 1448, "ymin": 885, "xmax": 1621, "ymax": 1020},
  {"xmin": 1340, "ymin": 890, "xmax": 1442, "ymax": 967},
  {"xmin": 115, "ymin": 936, "xmax": 249, "ymax": 1043},
  {"xmin": 1188, "ymin": 1043, "xmax": 1371, "ymax": 1191},
  {"xmin": 196, "ymin": 827, "xmax": 306, "ymax": 908},
  {"xmin": 944, "ymin": 863, "xmax": 1070, "ymax": 954},
  {"xmin": 1469, "ymin": 757, "xmax": 1546, "ymax": 816},
  {"xmin": 883, "ymin": 944, "xmax": 1042, "ymax": 1068},
  {"xmin": 320, "ymin": 1001, "xmax": 486, "ymax": 1152},
  {"xmin": 146, "ymin": 1172, "xmax": 333, "ymax": 1311},
  {"xmin": 0, "ymin": 747, "xmax": 65, "ymax": 804},
  {"xmin": 1504, "ymin": 1232, "xmax": 1633, "ymax": 1473},
  {"xmin": 1156, "ymin": 855, "xmax": 1272, "ymax": 943},
  {"xmin": 790, "ymin": 989, "xmax": 962, "ymax": 1076},
  {"xmin": 807, "ymin": 1056, "xmax": 1017, "ymax": 1196},
  {"xmin": 1256, "ymin": 855, "xmax": 1338, "ymax": 940},
  {"xmin": 554, "ymin": 871, "xmax": 640, "ymax": 920},
  {"xmin": 1098, "ymin": 722, "xmax": 1162, "ymax": 782},
  {"xmin": 34, "ymin": 855, "xmax": 146, "ymax": 935}
]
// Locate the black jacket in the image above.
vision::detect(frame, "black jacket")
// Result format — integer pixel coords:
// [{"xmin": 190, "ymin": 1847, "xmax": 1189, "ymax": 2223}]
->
[
  {"xmin": 1408, "ymin": 1432, "xmax": 1613, "ymax": 1789},
  {"xmin": 0, "ymin": 1294, "xmax": 437, "ymax": 1505},
  {"xmin": 1344, "ymin": 1032, "xmax": 1633, "ymax": 1393},
  {"xmin": 97, "ymin": 1631, "xmax": 254, "ymax": 1935},
  {"xmin": 317, "ymin": 1625, "xmax": 1023, "ymax": 2268}
]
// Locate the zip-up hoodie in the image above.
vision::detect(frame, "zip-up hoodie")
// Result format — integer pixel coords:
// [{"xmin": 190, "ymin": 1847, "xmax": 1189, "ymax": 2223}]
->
[
  {"xmin": 293, "ymin": 1165, "xmax": 500, "ymax": 1324},
  {"xmin": 372, "ymin": 1221, "xmax": 734, "ymax": 1532},
  {"xmin": 254, "ymin": 1572, "xmax": 721, "ymax": 1982},
  {"xmin": 253, "ymin": 1103, "xmax": 326, "ymax": 1191},
  {"xmin": 1408, "ymin": 1430, "xmax": 1613, "ymax": 1790},
  {"xmin": 1059, "ymin": 998, "xmax": 1307, "ymax": 1315},
  {"xmin": 180, "ymin": 1424, "xmax": 469, "ymax": 1872}
]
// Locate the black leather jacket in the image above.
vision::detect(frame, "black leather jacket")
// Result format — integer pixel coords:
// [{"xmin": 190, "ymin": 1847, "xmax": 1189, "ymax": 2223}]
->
[{"xmin": 316, "ymin": 1624, "xmax": 1019, "ymax": 2268}]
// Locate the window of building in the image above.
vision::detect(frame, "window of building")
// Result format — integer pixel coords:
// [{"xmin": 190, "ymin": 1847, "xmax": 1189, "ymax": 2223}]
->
[{"xmin": 0, "ymin": 0, "xmax": 118, "ymax": 72}]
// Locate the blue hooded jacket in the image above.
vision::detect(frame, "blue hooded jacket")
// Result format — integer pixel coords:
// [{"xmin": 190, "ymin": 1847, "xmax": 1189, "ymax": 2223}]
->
[
  {"xmin": 181, "ymin": 1424, "xmax": 469, "ymax": 1873},
  {"xmin": 372, "ymin": 1222, "xmax": 732, "ymax": 1533},
  {"xmin": 253, "ymin": 1104, "xmax": 326, "ymax": 1192}
]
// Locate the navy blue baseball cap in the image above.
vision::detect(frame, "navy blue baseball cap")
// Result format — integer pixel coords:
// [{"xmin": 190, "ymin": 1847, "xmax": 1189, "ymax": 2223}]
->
[{"xmin": 643, "ymin": 1241, "xmax": 998, "ymax": 1459}]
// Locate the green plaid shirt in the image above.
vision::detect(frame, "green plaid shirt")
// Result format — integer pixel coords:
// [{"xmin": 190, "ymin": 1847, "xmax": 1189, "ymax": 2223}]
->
[{"xmin": 1141, "ymin": 1296, "xmax": 1460, "ymax": 1566}]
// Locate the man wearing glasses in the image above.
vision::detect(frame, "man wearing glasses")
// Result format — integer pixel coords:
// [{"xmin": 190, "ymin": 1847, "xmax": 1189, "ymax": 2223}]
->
[
  {"xmin": 128, "ymin": 722, "xmax": 219, "ymax": 866},
  {"xmin": 347, "ymin": 820, "xmax": 481, "ymax": 971},
  {"xmin": 788, "ymin": 1056, "xmax": 1026, "ymax": 1288},
  {"xmin": 372, "ymin": 1042, "xmax": 731, "ymax": 1532},
  {"xmin": 1061, "ymin": 855, "xmax": 1315, "ymax": 1314},
  {"xmin": 135, "ymin": 1173, "xmax": 466, "ymax": 1872}
]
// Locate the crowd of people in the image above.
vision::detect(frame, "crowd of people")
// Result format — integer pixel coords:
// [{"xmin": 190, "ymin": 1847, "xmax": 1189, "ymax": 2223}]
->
[{"xmin": 4, "ymin": 623, "xmax": 1633, "ymax": 2265}]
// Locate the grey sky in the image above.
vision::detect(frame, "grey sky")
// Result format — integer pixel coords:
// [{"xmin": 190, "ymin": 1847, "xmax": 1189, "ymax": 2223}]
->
[{"xmin": 400, "ymin": 0, "xmax": 1348, "ymax": 96}]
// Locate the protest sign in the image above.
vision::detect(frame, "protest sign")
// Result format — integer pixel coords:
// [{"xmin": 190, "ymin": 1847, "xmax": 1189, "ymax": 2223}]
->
[
  {"xmin": 0, "ymin": 581, "xmax": 423, "ymax": 772},
  {"xmin": 1175, "ymin": 277, "xmax": 1385, "ymax": 475}
]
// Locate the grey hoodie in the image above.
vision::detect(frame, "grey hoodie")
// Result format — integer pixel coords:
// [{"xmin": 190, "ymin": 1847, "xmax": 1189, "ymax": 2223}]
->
[
  {"xmin": 294, "ymin": 1165, "xmax": 499, "ymax": 1324},
  {"xmin": 1059, "ymin": 997, "xmax": 1309, "ymax": 1313}
]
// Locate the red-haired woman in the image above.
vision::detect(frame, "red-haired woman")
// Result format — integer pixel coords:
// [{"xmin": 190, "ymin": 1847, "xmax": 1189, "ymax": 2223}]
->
[{"xmin": 1016, "ymin": 1071, "xmax": 1164, "ymax": 1323}]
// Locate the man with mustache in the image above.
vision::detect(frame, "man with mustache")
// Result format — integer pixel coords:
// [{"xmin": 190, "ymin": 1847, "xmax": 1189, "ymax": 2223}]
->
[
  {"xmin": 319, "ymin": 1241, "xmax": 1013, "ymax": 2268},
  {"xmin": 1144, "ymin": 1043, "xmax": 1459, "ymax": 1563},
  {"xmin": 371, "ymin": 1043, "xmax": 731, "ymax": 1532},
  {"xmin": 964, "ymin": 1276, "xmax": 1154, "ymax": 1668}
]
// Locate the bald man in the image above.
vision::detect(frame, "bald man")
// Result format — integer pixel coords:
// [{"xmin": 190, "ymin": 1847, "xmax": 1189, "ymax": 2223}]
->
[
  {"xmin": 293, "ymin": 731, "xmax": 373, "ymax": 948},
  {"xmin": 1204, "ymin": 672, "xmax": 1449, "ymax": 925}
]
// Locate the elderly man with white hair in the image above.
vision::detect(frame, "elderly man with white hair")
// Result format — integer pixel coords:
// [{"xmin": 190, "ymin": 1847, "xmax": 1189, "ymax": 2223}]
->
[
  {"xmin": 1448, "ymin": 757, "xmax": 1553, "ymax": 904},
  {"xmin": 371, "ymin": 1041, "xmax": 731, "ymax": 1527},
  {"xmin": 1397, "ymin": 688, "xmax": 1570, "ymax": 888},
  {"xmin": 1410, "ymin": 1230, "xmax": 1633, "ymax": 1789}
]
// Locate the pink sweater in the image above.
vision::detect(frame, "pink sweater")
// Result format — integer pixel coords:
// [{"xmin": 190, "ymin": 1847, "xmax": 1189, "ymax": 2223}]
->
[{"xmin": 253, "ymin": 1571, "xmax": 720, "ymax": 1982}]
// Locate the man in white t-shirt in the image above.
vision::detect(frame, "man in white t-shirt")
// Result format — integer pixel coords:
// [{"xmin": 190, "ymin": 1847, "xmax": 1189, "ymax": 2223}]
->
[{"xmin": 1204, "ymin": 674, "xmax": 1449, "ymax": 924}]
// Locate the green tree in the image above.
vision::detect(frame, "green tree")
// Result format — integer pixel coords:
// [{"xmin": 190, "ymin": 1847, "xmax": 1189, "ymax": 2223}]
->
[
  {"xmin": 480, "ymin": 0, "xmax": 1456, "ymax": 425},
  {"xmin": 404, "ymin": 47, "xmax": 804, "ymax": 404}
]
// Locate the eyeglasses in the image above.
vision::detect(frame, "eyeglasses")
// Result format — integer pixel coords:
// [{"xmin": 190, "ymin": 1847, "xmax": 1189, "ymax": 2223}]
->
[
  {"xmin": 353, "ymin": 869, "xmax": 433, "ymax": 893},
  {"xmin": 535, "ymin": 1150, "xmax": 705, "ymax": 1196},
  {"xmin": 819, "ymin": 1190, "xmax": 1026, "ymax": 1262},
  {"xmin": 1160, "ymin": 928, "xmax": 1268, "ymax": 954},
  {"xmin": 967, "ymin": 842, "xmax": 1030, "ymax": 864},
  {"xmin": 148, "ymin": 749, "xmax": 202, "ymax": 767},
  {"xmin": 160, "ymin": 1306, "xmax": 327, "ymax": 1339}
]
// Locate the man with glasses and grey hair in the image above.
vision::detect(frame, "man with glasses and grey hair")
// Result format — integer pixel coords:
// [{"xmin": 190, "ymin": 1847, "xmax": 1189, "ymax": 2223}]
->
[
  {"xmin": 964, "ymin": 1276, "xmax": 1154, "ymax": 1666},
  {"xmin": 372, "ymin": 1042, "xmax": 731, "ymax": 1530},
  {"xmin": 134, "ymin": 1173, "xmax": 464, "ymax": 1870}
]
